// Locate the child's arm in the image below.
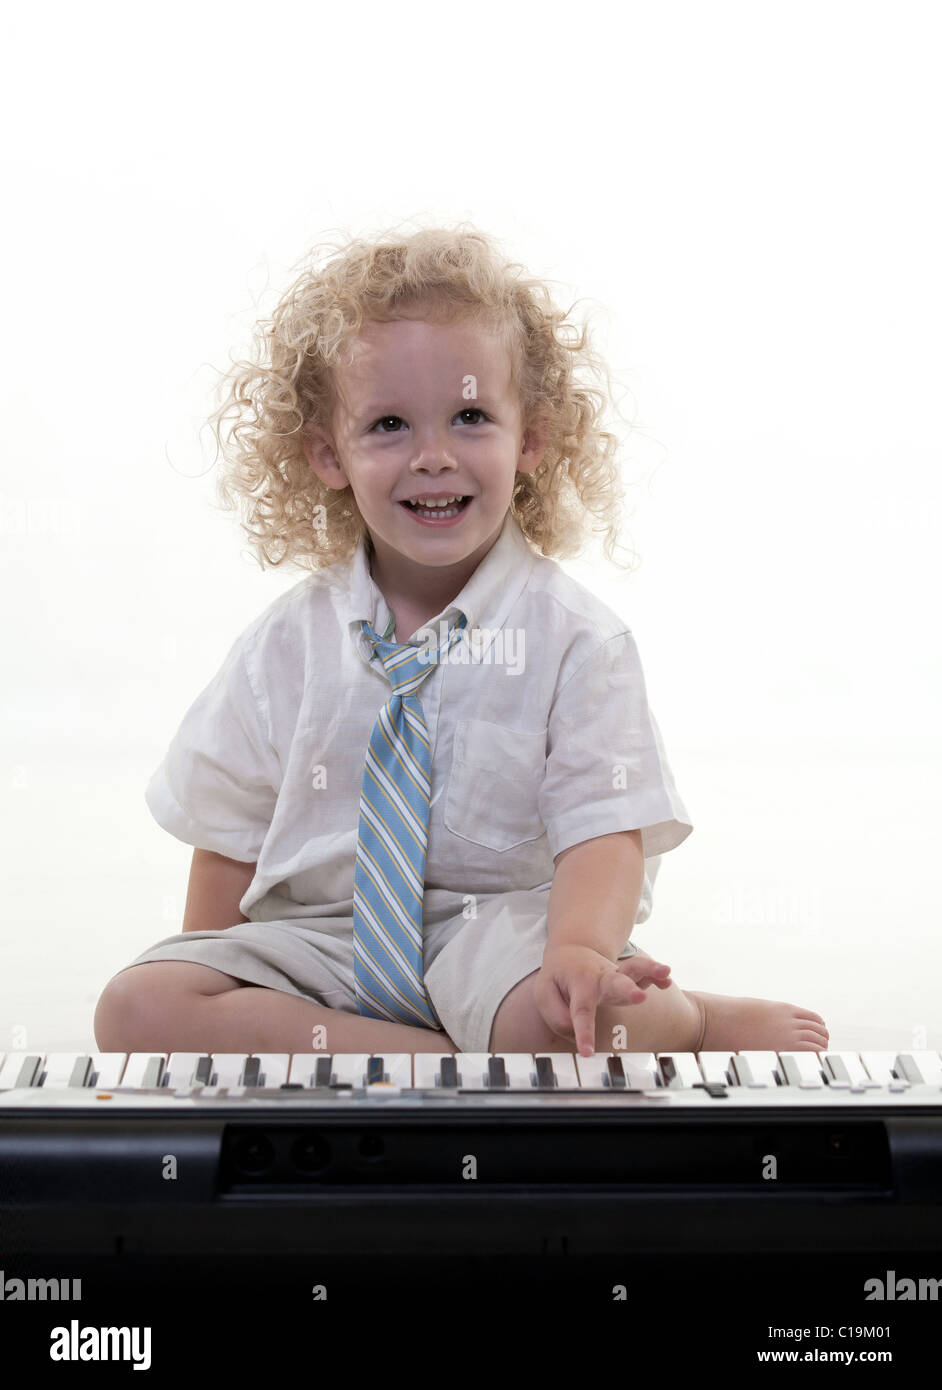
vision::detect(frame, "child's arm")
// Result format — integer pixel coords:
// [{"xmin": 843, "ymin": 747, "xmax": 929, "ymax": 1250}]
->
[
  {"xmin": 537, "ymin": 830, "xmax": 672, "ymax": 1055},
  {"xmin": 182, "ymin": 848, "xmax": 256, "ymax": 933},
  {"xmin": 547, "ymin": 830, "xmax": 645, "ymax": 959}
]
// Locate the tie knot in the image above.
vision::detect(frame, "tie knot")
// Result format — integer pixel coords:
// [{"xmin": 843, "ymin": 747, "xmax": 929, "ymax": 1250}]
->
[{"xmin": 362, "ymin": 613, "xmax": 468, "ymax": 694}]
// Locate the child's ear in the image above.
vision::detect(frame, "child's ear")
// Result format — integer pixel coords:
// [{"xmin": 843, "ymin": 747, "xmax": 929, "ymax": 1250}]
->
[
  {"xmin": 518, "ymin": 424, "xmax": 548, "ymax": 476},
  {"xmin": 302, "ymin": 423, "xmax": 349, "ymax": 491}
]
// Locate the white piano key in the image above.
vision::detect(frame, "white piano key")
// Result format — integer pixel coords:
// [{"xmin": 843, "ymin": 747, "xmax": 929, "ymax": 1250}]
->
[
  {"xmin": 454, "ymin": 1053, "xmax": 494, "ymax": 1088},
  {"xmin": 117, "ymin": 1053, "xmax": 167, "ymax": 1088},
  {"xmin": 210, "ymin": 1053, "xmax": 252, "ymax": 1088},
  {"xmin": 778, "ymin": 1052, "xmax": 825, "ymax": 1088},
  {"xmin": 823, "ymin": 1051, "xmax": 876, "ymax": 1087},
  {"xmin": 41, "ymin": 1053, "xmax": 94, "ymax": 1087},
  {"xmin": 657, "ymin": 1052, "xmax": 704, "ymax": 1089},
  {"xmin": 288, "ymin": 1053, "xmax": 322, "ymax": 1086},
  {"xmin": 733, "ymin": 1051, "xmax": 781, "ymax": 1087},
  {"xmin": 893, "ymin": 1051, "xmax": 942, "ymax": 1086},
  {"xmin": 860, "ymin": 1051, "xmax": 900, "ymax": 1085},
  {"xmin": 535, "ymin": 1053, "xmax": 580, "ymax": 1088},
  {"xmin": 0, "ymin": 1053, "xmax": 42, "ymax": 1089},
  {"xmin": 730, "ymin": 1056, "xmax": 759, "ymax": 1087},
  {"xmin": 164, "ymin": 1053, "xmax": 211, "ymax": 1089},
  {"xmin": 328, "ymin": 1054, "xmax": 371, "ymax": 1087},
  {"xmin": 698, "ymin": 1052, "xmax": 735, "ymax": 1085},
  {"xmin": 90, "ymin": 1053, "xmax": 129, "ymax": 1088},
  {"xmin": 573, "ymin": 1054, "xmax": 610, "ymax": 1089},
  {"xmin": 251, "ymin": 1053, "xmax": 291, "ymax": 1088},
  {"xmin": 617, "ymin": 1053, "xmax": 660, "ymax": 1088}
]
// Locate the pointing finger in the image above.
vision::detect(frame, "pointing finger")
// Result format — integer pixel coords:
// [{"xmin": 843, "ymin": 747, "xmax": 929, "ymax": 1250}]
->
[{"xmin": 568, "ymin": 978, "xmax": 602, "ymax": 1057}]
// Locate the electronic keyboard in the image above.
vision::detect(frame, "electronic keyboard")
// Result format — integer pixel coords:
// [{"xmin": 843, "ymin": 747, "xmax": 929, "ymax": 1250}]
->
[
  {"xmin": 2, "ymin": 1045, "xmax": 942, "ymax": 1104},
  {"xmin": 3, "ymin": 1046, "xmax": 941, "ymax": 1184},
  {"xmin": 3, "ymin": 1047, "xmax": 941, "ymax": 1277}
]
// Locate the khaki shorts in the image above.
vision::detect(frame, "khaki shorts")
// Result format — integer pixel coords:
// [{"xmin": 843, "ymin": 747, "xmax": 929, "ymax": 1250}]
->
[{"xmin": 117, "ymin": 887, "xmax": 640, "ymax": 1054}]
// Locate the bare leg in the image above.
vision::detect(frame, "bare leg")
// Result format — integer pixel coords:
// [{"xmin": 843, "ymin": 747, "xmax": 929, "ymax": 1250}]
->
[
  {"xmin": 683, "ymin": 990, "xmax": 829, "ymax": 1052},
  {"xmin": 490, "ymin": 967, "xmax": 829, "ymax": 1055},
  {"xmin": 94, "ymin": 962, "xmax": 459, "ymax": 1055}
]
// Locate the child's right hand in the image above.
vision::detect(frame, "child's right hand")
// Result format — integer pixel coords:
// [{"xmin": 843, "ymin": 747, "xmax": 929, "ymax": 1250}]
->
[{"xmin": 536, "ymin": 944, "xmax": 673, "ymax": 1057}]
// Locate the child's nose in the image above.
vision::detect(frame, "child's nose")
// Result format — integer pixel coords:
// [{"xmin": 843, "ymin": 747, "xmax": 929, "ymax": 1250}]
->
[{"xmin": 411, "ymin": 444, "xmax": 459, "ymax": 469}]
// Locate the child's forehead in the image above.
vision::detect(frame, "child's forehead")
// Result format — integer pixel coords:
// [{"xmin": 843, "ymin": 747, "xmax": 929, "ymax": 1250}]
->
[
  {"xmin": 345, "ymin": 312, "xmax": 507, "ymax": 361},
  {"xmin": 336, "ymin": 314, "xmax": 515, "ymax": 392}
]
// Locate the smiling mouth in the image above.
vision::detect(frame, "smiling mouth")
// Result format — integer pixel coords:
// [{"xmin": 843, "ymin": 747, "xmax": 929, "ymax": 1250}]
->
[{"xmin": 400, "ymin": 496, "xmax": 472, "ymax": 518}]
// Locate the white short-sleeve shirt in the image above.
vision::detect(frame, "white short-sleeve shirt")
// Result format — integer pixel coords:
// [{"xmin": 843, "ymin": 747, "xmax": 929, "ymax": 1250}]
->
[{"xmin": 145, "ymin": 512, "xmax": 693, "ymax": 929}]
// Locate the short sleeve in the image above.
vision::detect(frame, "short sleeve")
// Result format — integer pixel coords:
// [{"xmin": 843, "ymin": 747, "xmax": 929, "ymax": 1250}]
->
[
  {"xmin": 144, "ymin": 632, "xmax": 281, "ymax": 862},
  {"xmin": 539, "ymin": 631, "xmax": 693, "ymax": 861}
]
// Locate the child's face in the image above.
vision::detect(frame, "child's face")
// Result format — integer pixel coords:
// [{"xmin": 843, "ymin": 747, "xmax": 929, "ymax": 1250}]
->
[{"xmin": 303, "ymin": 313, "xmax": 545, "ymax": 588}]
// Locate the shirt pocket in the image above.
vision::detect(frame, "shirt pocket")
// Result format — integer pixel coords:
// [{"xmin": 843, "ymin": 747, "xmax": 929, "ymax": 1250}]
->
[{"xmin": 443, "ymin": 719, "xmax": 547, "ymax": 852}]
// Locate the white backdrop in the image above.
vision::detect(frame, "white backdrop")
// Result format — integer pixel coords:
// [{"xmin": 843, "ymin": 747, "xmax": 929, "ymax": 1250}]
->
[{"xmin": 1, "ymin": 0, "xmax": 938, "ymax": 1053}]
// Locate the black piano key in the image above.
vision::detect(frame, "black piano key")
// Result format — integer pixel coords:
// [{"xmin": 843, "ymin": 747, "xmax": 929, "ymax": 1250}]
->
[
  {"xmin": 242, "ymin": 1056, "xmax": 261, "ymax": 1087},
  {"xmin": 367, "ymin": 1056, "xmax": 385, "ymax": 1085},
  {"xmin": 487, "ymin": 1056, "xmax": 507, "ymax": 1089},
  {"xmin": 16, "ymin": 1056, "xmax": 43, "ymax": 1088},
  {"xmin": 68, "ymin": 1056, "xmax": 92, "ymax": 1087},
  {"xmin": 314, "ymin": 1056, "xmax": 333, "ymax": 1088},
  {"xmin": 657, "ymin": 1056, "xmax": 677, "ymax": 1086},
  {"xmin": 194, "ymin": 1056, "xmax": 212, "ymax": 1086},
  {"xmin": 606, "ymin": 1055, "xmax": 627, "ymax": 1088},
  {"xmin": 141, "ymin": 1056, "xmax": 164, "ymax": 1088},
  {"xmin": 439, "ymin": 1055, "xmax": 458, "ymax": 1088},
  {"xmin": 535, "ymin": 1056, "xmax": 556, "ymax": 1088}
]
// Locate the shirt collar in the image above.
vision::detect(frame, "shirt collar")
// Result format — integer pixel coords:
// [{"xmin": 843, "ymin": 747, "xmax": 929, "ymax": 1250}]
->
[{"xmin": 347, "ymin": 511, "xmax": 537, "ymax": 663}]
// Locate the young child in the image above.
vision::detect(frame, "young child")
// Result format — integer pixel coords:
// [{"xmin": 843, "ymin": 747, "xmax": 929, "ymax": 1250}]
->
[{"xmin": 95, "ymin": 225, "xmax": 828, "ymax": 1063}]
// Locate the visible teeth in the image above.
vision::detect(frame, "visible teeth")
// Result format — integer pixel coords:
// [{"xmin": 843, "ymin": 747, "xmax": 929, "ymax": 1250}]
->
[{"xmin": 408, "ymin": 495, "xmax": 463, "ymax": 507}]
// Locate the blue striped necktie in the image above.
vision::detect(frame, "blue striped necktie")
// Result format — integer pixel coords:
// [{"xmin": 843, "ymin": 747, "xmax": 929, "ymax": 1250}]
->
[{"xmin": 353, "ymin": 609, "xmax": 469, "ymax": 1028}]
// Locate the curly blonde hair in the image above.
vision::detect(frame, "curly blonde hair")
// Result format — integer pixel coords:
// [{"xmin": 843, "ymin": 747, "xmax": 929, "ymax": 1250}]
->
[{"xmin": 209, "ymin": 220, "xmax": 639, "ymax": 571}]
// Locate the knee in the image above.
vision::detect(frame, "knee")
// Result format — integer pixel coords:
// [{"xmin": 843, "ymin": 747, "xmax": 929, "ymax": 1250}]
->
[
  {"xmin": 94, "ymin": 970, "xmax": 148, "ymax": 1051},
  {"xmin": 93, "ymin": 964, "xmax": 194, "ymax": 1052}
]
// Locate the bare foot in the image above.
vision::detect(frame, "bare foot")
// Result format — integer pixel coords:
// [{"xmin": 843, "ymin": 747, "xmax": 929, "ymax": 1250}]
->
[{"xmin": 684, "ymin": 990, "xmax": 829, "ymax": 1052}]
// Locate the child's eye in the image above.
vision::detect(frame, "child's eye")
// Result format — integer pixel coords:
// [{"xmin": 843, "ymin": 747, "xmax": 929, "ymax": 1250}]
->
[{"xmin": 369, "ymin": 408, "xmax": 488, "ymax": 434}]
